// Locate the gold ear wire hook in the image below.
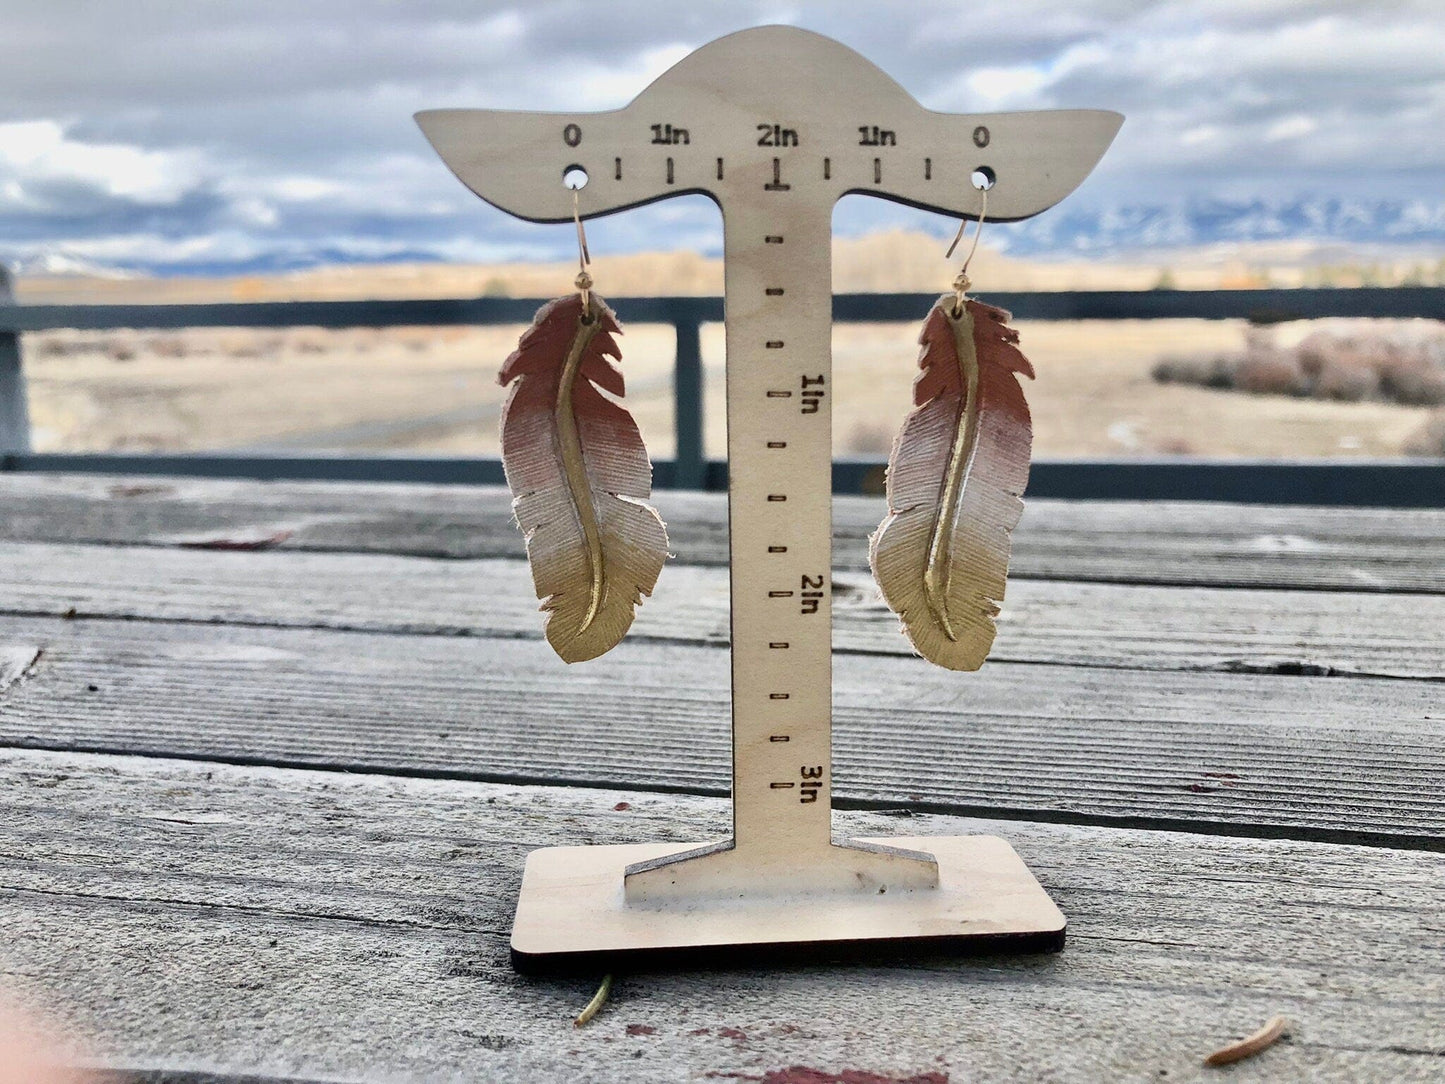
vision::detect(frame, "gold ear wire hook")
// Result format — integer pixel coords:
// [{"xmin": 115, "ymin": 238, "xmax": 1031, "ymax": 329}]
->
[
  {"xmin": 571, "ymin": 184, "xmax": 594, "ymax": 316},
  {"xmin": 946, "ymin": 180, "xmax": 989, "ymax": 316}
]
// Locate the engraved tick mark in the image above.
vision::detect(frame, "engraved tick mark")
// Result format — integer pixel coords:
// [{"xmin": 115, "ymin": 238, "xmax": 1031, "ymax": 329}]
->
[
  {"xmin": 765, "ymin": 157, "xmax": 791, "ymax": 191},
  {"xmin": 769, "ymin": 590, "xmax": 794, "ymax": 597},
  {"xmin": 767, "ymin": 441, "xmax": 787, "ymax": 448},
  {"xmin": 615, "ymin": 157, "xmax": 622, "ymax": 180},
  {"xmin": 769, "ymin": 693, "xmax": 790, "ymax": 700},
  {"xmin": 666, "ymin": 157, "xmax": 674, "ymax": 184},
  {"xmin": 823, "ymin": 157, "xmax": 831, "ymax": 180},
  {"xmin": 765, "ymin": 235, "xmax": 784, "ymax": 244},
  {"xmin": 765, "ymin": 287, "xmax": 784, "ymax": 296},
  {"xmin": 924, "ymin": 157, "xmax": 932, "ymax": 180},
  {"xmin": 767, "ymin": 390, "xmax": 792, "ymax": 398},
  {"xmin": 766, "ymin": 340, "xmax": 784, "ymax": 349},
  {"xmin": 873, "ymin": 157, "xmax": 882, "ymax": 184},
  {"xmin": 767, "ymin": 494, "xmax": 787, "ymax": 502},
  {"xmin": 770, "ymin": 782, "xmax": 795, "ymax": 789},
  {"xmin": 769, "ymin": 733, "xmax": 791, "ymax": 739},
  {"xmin": 716, "ymin": 157, "xmax": 724, "ymax": 180},
  {"xmin": 768, "ymin": 545, "xmax": 787, "ymax": 553},
  {"xmin": 769, "ymin": 645, "xmax": 789, "ymax": 652}
]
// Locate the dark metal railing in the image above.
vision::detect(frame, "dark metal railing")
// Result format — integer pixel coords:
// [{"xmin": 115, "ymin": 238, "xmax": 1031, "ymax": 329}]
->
[{"xmin": 1, "ymin": 269, "xmax": 1442, "ymax": 506}]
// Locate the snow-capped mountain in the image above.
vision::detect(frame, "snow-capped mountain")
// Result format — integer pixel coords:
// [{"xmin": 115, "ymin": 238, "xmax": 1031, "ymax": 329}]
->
[{"xmin": 997, "ymin": 197, "xmax": 1445, "ymax": 257}]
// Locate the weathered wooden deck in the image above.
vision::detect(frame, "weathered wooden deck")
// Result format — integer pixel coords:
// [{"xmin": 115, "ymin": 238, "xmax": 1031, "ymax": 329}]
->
[{"xmin": 1, "ymin": 473, "xmax": 1441, "ymax": 1082}]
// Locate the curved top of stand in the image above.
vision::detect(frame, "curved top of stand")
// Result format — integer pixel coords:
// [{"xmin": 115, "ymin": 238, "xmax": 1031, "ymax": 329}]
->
[{"xmin": 415, "ymin": 25, "xmax": 1121, "ymax": 224}]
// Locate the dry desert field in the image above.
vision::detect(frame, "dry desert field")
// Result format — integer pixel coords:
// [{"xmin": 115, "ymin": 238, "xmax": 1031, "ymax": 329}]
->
[{"xmin": 16, "ymin": 232, "xmax": 1444, "ymax": 461}]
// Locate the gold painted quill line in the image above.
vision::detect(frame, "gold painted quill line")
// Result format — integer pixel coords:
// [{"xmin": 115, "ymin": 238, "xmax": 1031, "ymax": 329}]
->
[
  {"xmin": 553, "ymin": 309, "xmax": 606, "ymax": 631},
  {"xmin": 921, "ymin": 304, "xmax": 981, "ymax": 641}
]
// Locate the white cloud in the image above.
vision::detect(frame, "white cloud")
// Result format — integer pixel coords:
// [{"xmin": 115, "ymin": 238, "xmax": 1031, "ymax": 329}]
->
[
  {"xmin": 1179, "ymin": 125, "xmax": 1221, "ymax": 147},
  {"xmin": 1265, "ymin": 115, "xmax": 1317, "ymax": 142},
  {"xmin": 230, "ymin": 198, "xmax": 279, "ymax": 228},
  {"xmin": 259, "ymin": 177, "xmax": 347, "ymax": 202},
  {"xmin": 0, "ymin": 119, "xmax": 205, "ymax": 204},
  {"xmin": 963, "ymin": 65, "xmax": 1051, "ymax": 109},
  {"xmin": 570, "ymin": 42, "xmax": 696, "ymax": 108},
  {"xmin": 0, "ymin": 1, "xmax": 1443, "ymax": 271}
]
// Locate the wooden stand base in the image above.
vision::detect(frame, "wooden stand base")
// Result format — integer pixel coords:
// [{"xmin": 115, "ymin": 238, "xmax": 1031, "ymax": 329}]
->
[{"xmin": 511, "ymin": 835, "xmax": 1065, "ymax": 975}]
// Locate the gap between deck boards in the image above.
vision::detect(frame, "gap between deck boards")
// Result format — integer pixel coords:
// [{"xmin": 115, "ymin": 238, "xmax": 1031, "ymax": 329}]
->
[
  {"xmin": 1, "ymin": 614, "xmax": 1440, "ymax": 849},
  {"xmin": 2, "ymin": 474, "xmax": 1442, "ymax": 593},
  {"xmin": 1, "ymin": 543, "xmax": 1441, "ymax": 681},
  {"xmin": 2, "ymin": 735, "xmax": 1441, "ymax": 856}
]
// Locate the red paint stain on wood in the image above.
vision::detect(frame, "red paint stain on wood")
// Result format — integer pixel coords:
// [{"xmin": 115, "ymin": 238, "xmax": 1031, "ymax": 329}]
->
[
  {"xmin": 179, "ymin": 529, "xmax": 294, "ymax": 551},
  {"xmin": 613, "ymin": 802, "xmax": 632, "ymax": 811},
  {"xmin": 626, "ymin": 1024, "xmax": 656, "ymax": 1036},
  {"xmin": 768, "ymin": 1071, "xmax": 945, "ymax": 1084},
  {"xmin": 108, "ymin": 484, "xmax": 173, "ymax": 498},
  {"xmin": 718, "ymin": 1027, "xmax": 749, "ymax": 1041},
  {"xmin": 710, "ymin": 1070, "xmax": 946, "ymax": 1084}
]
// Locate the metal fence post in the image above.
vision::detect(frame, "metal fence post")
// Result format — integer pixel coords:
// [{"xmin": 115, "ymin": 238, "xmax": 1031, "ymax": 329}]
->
[
  {"xmin": 672, "ymin": 311, "xmax": 705, "ymax": 489},
  {"xmin": 0, "ymin": 267, "xmax": 31, "ymax": 455}
]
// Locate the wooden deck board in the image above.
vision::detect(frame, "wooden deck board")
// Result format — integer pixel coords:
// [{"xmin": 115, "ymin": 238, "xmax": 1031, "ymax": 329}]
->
[
  {"xmin": 1, "ymin": 471, "xmax": 1439, "ymax": 1081},
  {"xmin": 2, "ymin": 748, "xmax": 1441, "ymax": 1083},
  {"xmin": 1, "ymin": 614, "xmax": 1440, "ymax": 844},
  {"xmin": 2, "ymin": 543, "xmax": 1440, "ymax": 679},
  {"xmin": 1, "ymin": 473, "xmax": 1441, "ymax": 591}
]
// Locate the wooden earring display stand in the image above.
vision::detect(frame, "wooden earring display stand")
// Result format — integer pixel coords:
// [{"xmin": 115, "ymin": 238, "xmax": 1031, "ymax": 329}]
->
[{"xmin": 418, "ymin": 26, "xmax": 1120, "ymax": 975}]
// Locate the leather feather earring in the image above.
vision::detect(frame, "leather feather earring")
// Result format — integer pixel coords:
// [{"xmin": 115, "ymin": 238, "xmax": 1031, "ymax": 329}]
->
[
  {"xmin": 497, "ymin": 183, "xmax": 668, "ymax": 663},
  {"xmin": 869, "ymin": 182, "xmax": 1034, "ymax": 671}
]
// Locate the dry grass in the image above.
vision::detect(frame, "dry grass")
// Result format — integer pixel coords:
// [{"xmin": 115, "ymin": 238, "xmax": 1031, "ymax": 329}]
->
[
  {"xmin": 24, "ymin": 315, "xmax": 1439, "ymax": 461},
  {"xmin": 17, "ymin": 245, "xmax": 1445, "ymax": 461},
  {"xmin": 25, "ymin": 323, "xmax": 678, "ymax": 456},
  {"xmin": 1406, "ymin": 410, "xmax": 1445, "ymax": 456}
]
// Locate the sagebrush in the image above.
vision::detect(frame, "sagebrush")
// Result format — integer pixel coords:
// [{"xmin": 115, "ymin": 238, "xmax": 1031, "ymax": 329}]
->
[{"xmin": 1154, "ymin": 326, "xmax": 1445, "ymax": 406}]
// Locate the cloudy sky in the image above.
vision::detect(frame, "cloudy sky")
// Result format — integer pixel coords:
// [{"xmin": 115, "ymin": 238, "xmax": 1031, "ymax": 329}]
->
[{"xmin": 1, "ymin": 0, "xmax": 1442, "ymax": 273}]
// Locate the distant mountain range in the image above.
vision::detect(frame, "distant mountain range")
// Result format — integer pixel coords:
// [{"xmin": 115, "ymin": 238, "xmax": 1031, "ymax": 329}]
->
[
  {"xmin": 996, "ymin": 196, "xmax": 1445, "ymax": 257},
  {"xmin": 8, "ymin": 196, "xmax": 1445, "ymax": 278}
]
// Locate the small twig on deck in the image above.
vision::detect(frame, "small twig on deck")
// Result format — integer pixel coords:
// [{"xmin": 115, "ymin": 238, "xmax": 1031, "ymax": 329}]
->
[
  {"xmin": 1204, "ymin": 1014, "xmax": 1289, "ymax": 1066},
  {"xmin": 573, "ymin": 974, "xmax": 613, "ymax": 1027}
]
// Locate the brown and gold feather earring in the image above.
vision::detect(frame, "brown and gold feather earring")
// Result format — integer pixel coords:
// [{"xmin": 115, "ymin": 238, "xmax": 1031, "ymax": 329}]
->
[
  {"xmin": 869, "ymin": 180, "xmax": 1035, "ymax": 671},
  {"xmin": 497, "ymin": 180, "xmax": 668, "ymax": 663}
]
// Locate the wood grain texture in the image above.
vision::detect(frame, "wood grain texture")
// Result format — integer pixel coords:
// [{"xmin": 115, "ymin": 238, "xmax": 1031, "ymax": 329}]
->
[
  {"xmin": 0, "ymin": 473, "xmax": 1440, "ymax": 592},
  {"xmin": 1, "ymin": 543, "xmax": 1442, "ymax": 680},
  {"xmin": 1, "ymin": 614, "xmax": 1440, "ymax": 844},
  {"xmin": 2, "ymin": 748, "xmax": 1441, "ymax": 1083}
]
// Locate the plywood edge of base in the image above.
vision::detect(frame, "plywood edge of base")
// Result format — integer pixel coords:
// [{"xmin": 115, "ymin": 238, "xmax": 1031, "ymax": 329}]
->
[
  {"xmin": 511, "ymin": 925, "xmax": 1065, "ymax": 976},
  {"xmin": 510, "ymin": 834, "xmax": 1065, "ymax": 976}
]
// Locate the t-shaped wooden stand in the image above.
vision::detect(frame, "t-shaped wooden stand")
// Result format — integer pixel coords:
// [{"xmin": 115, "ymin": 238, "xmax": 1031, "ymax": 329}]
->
[{"xmin": 418, "ymin": 26, "xmax": 1119, "ymax": 974}]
